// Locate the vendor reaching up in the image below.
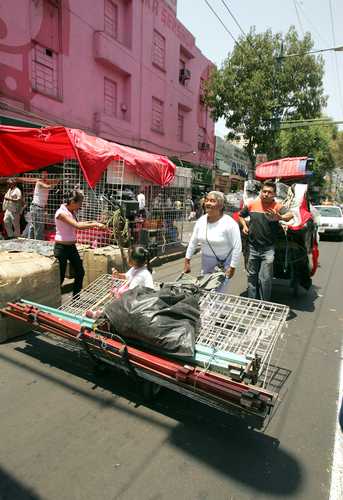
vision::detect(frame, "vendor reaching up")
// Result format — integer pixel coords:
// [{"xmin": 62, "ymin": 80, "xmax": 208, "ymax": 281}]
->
[
  {"xmin": 184, "ymin": 191, "xmax": 242, "ymax": 293},
  {"xmin": 239, "ymin": 179, "xmax": 293, "ymax": 301}
]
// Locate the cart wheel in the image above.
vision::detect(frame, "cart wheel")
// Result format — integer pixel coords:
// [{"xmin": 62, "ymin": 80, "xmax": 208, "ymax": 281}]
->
[{"xmin": 142, "ymin": 381, "xmax": 161, "ymax": 401}]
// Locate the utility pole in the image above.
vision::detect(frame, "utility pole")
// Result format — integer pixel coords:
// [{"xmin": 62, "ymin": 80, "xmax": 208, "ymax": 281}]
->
[{"xmin": 271, "ymin": 40, "xmax": 284, "ymax": 159}]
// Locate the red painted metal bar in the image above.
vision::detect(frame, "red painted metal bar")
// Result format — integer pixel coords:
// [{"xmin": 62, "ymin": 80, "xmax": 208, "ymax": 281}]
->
[{"xmin": 1, "ymin": 303, "xmax": 274, "ymax": 412}]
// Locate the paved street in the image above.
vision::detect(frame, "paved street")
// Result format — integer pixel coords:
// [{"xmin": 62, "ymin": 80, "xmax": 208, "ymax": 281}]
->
[{"xmin": 0, "ymin": 241, "xmax": 342, "ymax": 500}]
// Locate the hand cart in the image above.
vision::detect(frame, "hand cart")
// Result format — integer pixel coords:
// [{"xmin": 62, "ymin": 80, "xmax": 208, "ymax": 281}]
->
[{"xmin": 1, "ymin": 274, "xmax": 289, "ymax": 430}]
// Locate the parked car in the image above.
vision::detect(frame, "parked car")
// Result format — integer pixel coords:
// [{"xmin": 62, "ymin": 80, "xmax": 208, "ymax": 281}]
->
[{"xmin": 314, "ymin": 205, "xmax": 343, "ymax": 239}]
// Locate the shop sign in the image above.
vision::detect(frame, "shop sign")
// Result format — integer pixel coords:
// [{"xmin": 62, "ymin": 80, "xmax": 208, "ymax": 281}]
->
[{"xmin": 192, "ymin": 166, "xmax": 213, "ymax": 185}]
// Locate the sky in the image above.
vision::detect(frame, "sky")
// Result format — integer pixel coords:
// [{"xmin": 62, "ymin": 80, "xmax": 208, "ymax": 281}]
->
[{"xmin": 177, "ymin": 0, "xmax": 343, "ymax": 137}]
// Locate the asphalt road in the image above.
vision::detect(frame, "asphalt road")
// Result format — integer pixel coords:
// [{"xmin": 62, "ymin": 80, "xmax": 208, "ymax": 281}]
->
[{"xmin": 0, "ymin": 241, "xmax": 342, "ymax": 500}]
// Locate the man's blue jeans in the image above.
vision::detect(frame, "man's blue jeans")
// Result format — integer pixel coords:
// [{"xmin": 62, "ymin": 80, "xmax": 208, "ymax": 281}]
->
[
  {"xmin": 247, "ymin": 245, "xmax": 275, "ymax": 301},
  {"xmin": 29, "ymin": 204, "xmax": 45, "ymax": 240}
]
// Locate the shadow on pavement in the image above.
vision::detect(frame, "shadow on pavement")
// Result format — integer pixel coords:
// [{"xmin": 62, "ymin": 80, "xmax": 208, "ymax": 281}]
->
[
  {"xmin": 168, "ymin": 418, "xmax": 302, "ymax": 497},
  {"xmin": 240, "ymin": 283, "xmax": 319, "ymax": 315},
  {"xmin": 2, "ymin": 333, "xmax": 304, "ymax": 497},
  {"xmin": 271, "ymin": 282, "xmax": 319, "ymax": 313},
  {"xmin": 0, "ymin": 465, "xmax": 42, "ymax": 500}
]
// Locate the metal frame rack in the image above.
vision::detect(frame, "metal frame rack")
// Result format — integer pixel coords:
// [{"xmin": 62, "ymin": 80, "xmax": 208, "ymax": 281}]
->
[
  {"xmin": 1, "ymin": 277, "xmax": 289, "ymax": 429},
  {"xmin": 197, "ymin": 292, "xmax": 288, "ymax": 387},
  {"xmin": 60, "ymin": 275, "xmax": 289, "ymax": 388}
]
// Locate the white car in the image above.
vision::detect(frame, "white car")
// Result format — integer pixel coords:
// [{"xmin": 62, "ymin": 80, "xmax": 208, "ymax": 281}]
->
[{"xmin": 314, "ymin": 205, "xmax": 343, "ymax": 239}]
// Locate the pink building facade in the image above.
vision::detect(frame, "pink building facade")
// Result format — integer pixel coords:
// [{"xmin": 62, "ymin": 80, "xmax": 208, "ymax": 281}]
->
[{"xmin": 0, "ymin": 0, "xmax": 215, "ymax": 168}]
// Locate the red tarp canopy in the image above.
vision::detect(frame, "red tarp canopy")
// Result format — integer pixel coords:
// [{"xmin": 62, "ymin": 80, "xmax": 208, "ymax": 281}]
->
[
  {"xmin": 0, "ymin": 125, "xmax": 176, "ymax": 187},
  {"xmin": 255, "ymin": 157, "xmax": 309, "ymax": 180}
]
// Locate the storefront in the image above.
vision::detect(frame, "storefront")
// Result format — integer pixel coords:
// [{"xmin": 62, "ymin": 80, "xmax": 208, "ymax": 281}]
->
[
  {"xmin": 228, "ymin": 174, "xmax": 246, "ymax": 192},
  {"xmin": 214, "ymin": 172, "xmax": 231, "ymax": 193},
  {"xmin": 214, "ymin": 172, "xmax": 246, "ymax": 193},
  {"xmin": 0, "ymin": 114, "xmax": 42, "ymax": 128},
  {"xmin": 169, "ymin": 158, "xmax": 213, "ymax": 198},
  {"xmin": 191, "ymin": 165, "xmax": 214, "ymax": 196},
  {"xmin": 215, "ymin": 136, "xmax": 250, "ymax": 189}
]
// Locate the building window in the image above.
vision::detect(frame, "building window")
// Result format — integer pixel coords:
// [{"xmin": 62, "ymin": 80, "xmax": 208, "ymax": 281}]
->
[
  {"xmin": 152, "ymin": 29, "xmax": 166, "ymax": 70},
  {"xmin": 199, "ymin": 77, "xmax": 206, "ymax": 104},
  {"xmin": 32, "ymin": 43, "xmax": 58, "ymax": 98},
  {"xmin": 104, "ymin": 0, "xmax": 118, "ymax": 39},
  {"xmin": 198, "ymin": 127, "xmax": 209, "ymax": 150},
  {"xmin": 104, "ymin": 78, "xmax": 117, "ymax": 116},
  {"xmin": 179, "ymin": 58, "xmax": 186, "ymax": 86},
  {"xmin": 198, "ymin": 127, "xmax": 206, "ymax": 142},
  {"xmin": 151, "ymin": 97, "xmax": 164, "ymax": 133},
  {"xmin": 177, "ymin": 111, "xmax": 184, "ymax": 142}
]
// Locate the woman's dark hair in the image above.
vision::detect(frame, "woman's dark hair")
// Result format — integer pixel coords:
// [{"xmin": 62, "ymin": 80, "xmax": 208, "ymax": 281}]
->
[
  {"xmin": 262, "ymin": 180, "xmax": 276, "ymax": 192},
  {"xmin": 65, "ymin": 189, "xmax": 84, "ymax": 205},
  {"xmin": 130, "ymin": 246, "xmax": 152, "ymax": 273}
]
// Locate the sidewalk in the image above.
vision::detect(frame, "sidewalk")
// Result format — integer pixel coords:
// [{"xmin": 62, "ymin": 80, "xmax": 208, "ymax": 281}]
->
[{"xmin": 149, "ymin": 219, "xmax": 196, "ymax": 267}]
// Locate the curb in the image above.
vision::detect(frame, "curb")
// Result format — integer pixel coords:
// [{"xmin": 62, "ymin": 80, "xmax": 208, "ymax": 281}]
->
[{"xmin": 150, "ymin": 246, "xmax": 187, "ymax": 267}]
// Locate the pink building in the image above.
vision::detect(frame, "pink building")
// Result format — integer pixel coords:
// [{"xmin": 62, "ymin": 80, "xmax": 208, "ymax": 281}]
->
[{"xmin": 0, "ymin": 0, "xmax": 215, "ymax": 169}]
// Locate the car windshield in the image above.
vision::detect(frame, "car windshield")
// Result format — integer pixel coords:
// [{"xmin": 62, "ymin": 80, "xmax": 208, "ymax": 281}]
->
[{"xmin": 315, "ymin": 206, "xmax": 342, "ymax": 218}]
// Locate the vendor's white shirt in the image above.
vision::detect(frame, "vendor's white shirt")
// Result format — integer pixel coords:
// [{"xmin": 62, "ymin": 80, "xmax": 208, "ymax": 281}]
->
[
  {"xmin": 125, "ymin": 266, "xmax": 154, "ymax": 289},
  {"xmin": 137, "ymin": 193, "xmax": 145, "ymax": 210},
  {"xmin": 4, "ymin": 187, "xmax": 22, "ymax": 212},
  {"xmin": 185, "ymin": 214, "xmax": 242, "ymax": 268},
  {"xmin": 32, "ymin": 182, "xmax": 49, "ymax": 207}
]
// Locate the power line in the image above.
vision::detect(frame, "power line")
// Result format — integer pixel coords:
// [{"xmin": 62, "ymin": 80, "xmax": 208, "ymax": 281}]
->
[
  {"xmin": 203, "ymin": 0, "xmax": 238, "ymax": 45},
  {"xmin": 293, "ymin": 0, "xmax": 304, "ymax": 36},
  {"xmin": 280, "ymin": 118, "xmax": 343, "ymax": 129},
  {"xmin": 294, "ymin": 0, "xmax": 330, "ymax": 46},
  {"xmin": 203, "ymin": 0, "xmax": 270, "ymax": 68},
  {"xmin": 219, "ymin": 0, "xmax": 246, "ymax": 37},
  {"xmin": 328, "ymin": 0, "xmax": 343, "ymax": 117}
]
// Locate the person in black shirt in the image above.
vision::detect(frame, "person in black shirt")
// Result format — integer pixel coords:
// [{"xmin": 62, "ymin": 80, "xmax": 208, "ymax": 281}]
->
[{"xmin": 239, "ymin": 180, "xmax": 293, "ymax": 300}]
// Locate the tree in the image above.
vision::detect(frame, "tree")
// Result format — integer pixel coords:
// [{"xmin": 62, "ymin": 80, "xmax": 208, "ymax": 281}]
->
[
  {"xmin": 331, "ymin": 131, "xmax": 343, "ymax": 169},
  {"xmin": 205, "ymin": 26, "xmax": 327, "ymax": 172},
  {"xmin": 279, "ymin": 121, "xmax": 337, "ymax": 187}
]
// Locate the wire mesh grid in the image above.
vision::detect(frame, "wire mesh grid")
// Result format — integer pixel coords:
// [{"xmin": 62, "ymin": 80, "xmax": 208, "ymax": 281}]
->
[
  {"xmin": 130, "ymin": 166, "xmax": 192, "ymax": 251},
  {"xmin": 62, "ymin": 158, "xmax": 124, "ymax": 247},
  {"xmin": 20, "ymin": 171, "xmax": 64, "ymax": 238},
  {"xmin": 60, "ymin": 275, "xmax": 289, "ymax": 388},
  {"xmin": 19, "ymin": 161, "xmax": 192, "ymax": 250},
  {"xmin": 61, "ymin": 273, "xmax": 115, "ymax": 316},
  {"xmin": 198, "ymin": 292, "xmax": 289, "ymax": 386}
]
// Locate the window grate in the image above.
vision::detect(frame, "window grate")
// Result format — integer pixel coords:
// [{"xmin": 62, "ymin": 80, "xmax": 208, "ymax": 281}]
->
[
  {"xmin": 177, "ymin": 111, "xmax": 184, "ymax": 142},
  {"xmin": 151, "ymin": 97, "xmax": 164, "ymax": 133},
  {"xmin": 104, "ymin": 0, "xmax": 118, "ymax": 39},
  {"xmin": 32, "ymin": 43, "xmax": 58, "ymax": 97},
  {"xmin": 152, "ymin": 29, "xmax": 166, "ymax": 70},
  {"xmin": 104, "ymin": 78, "xmax": 117, "ymax": 117}
]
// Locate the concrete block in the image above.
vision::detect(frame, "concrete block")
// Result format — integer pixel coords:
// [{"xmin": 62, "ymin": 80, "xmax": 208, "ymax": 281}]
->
[
  {"xmin": 0, "ymin": 252, "xmax": 61, "ymax": 343},
  {"xmin": 82, "ymin": 246, "xmax": 128, "ymax": 287}
]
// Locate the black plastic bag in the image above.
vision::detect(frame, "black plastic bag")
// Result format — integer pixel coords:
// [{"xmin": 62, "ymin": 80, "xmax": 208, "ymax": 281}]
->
[
  {"xmin": 164, "ymin": 271, "xmax": 226, "ymax": 292},
  {"xmin": 104, "ymin": 286, "xmax": 199, "ymax": 359}
]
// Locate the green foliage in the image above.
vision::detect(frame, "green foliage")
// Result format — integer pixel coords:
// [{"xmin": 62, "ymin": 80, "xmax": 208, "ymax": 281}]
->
[
  {"xmin": 205, "ymin": 26, "xmax": 327, "ymax": 166},
  {"xmin": 331, "ymin": 131, "xmax": 343, "ymax": 168},
  {"xmin": 279, "ymin": 121, "xmax": 337, "ymax": 186}
]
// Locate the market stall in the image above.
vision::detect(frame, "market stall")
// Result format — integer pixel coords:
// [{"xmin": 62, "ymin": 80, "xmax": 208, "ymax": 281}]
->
[{"xmin": 0, "ymin": 125, "xmax": 191, "ymax": 253}]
